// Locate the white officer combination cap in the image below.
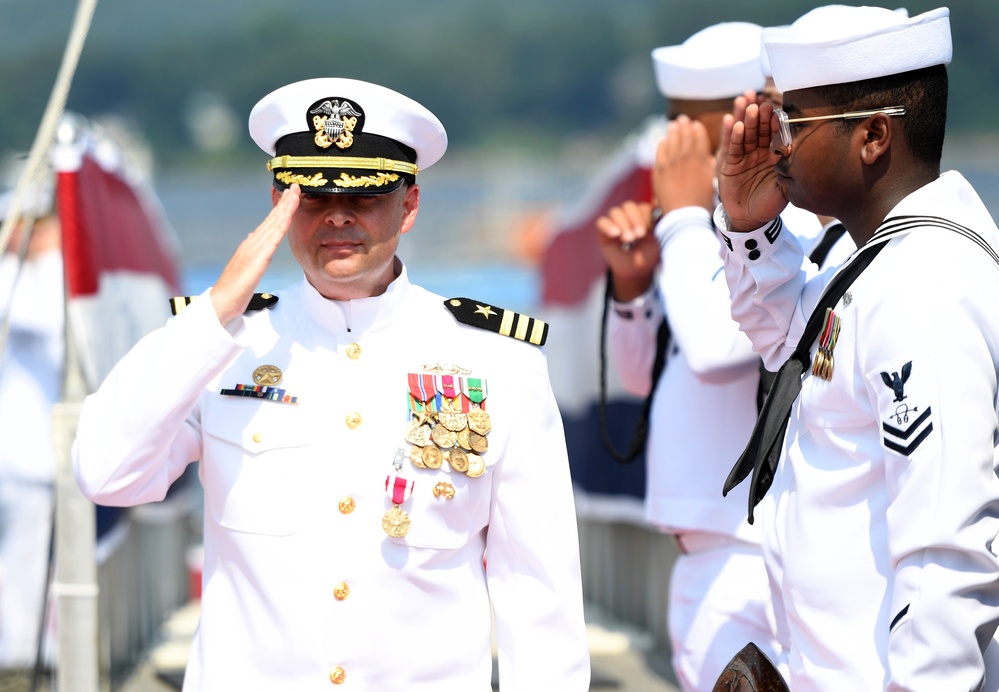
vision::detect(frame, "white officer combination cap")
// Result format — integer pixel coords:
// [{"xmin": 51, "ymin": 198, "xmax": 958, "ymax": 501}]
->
[
  {"xmin": 763, "ymin": 6, "xmax": 951, "ymax": 93},
  {"xmin": 249, "ymin": 77, "xmax": 448, "ymax": 195},
  {"xmin": 651, "ymin": 22, "xmax": 766, "ymax": 100}
]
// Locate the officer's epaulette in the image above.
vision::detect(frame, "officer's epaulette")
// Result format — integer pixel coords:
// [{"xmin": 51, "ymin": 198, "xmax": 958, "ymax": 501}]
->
[
  {"xmin": 169, "ymin": 293, "xmax": 279, "ymax": 316},
  {"xmin": 444, "ymin": 297, "xmax": 548, "ymax": 347}
]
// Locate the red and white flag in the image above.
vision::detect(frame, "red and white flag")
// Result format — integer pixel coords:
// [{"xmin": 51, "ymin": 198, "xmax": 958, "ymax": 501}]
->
[{"xmin": 52, "ymin": 123, "xmax": 181, "ymax": 392}]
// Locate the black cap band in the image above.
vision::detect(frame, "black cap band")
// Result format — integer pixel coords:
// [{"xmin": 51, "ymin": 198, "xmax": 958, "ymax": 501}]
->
[{"xmin": 268, "ymin": 96, "xmax": 418, "ymax": 195}]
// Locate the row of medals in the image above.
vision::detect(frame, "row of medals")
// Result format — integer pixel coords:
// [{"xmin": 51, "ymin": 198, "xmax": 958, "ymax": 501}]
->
[
  {"xmin": 811, "ymin": 348, "xmax": 835, "ymax": 381},
  {"xmin": 404, "ymin": 405, "xmax": 491, "ymax": 477},
  {"xmin": 383, "ymin": 403, "xmax": 492, "ymax": 539}
]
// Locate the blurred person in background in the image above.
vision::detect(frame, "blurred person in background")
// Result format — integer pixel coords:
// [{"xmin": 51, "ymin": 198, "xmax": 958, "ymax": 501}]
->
[
  {"xmin": 0, "ymin": 180, "xmax": 62, "ymax": 672},
  {"xmin": 594, "ymin": 23, "xmax": 785, "ymax": 691}
]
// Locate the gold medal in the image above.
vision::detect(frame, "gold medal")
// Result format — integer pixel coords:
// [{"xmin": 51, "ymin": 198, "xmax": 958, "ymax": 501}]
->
[
  {"xmin": 404, "ymin": 419, "xmax": 433, "ymax": 447},
  {"xmin": 811, "ymin": 308, "xmax": 841, "ymax": 382},
  {"xmin": 465, "ymin": 454, "xmax": 485, "ymax": 478},
  {"xmin": 422, "ymin": 444, "xmax": 443, "ymax": 469},
  {"xmin": 449, "ymin": 448, "xmax": 470, "ymax": 473},
  {"xmin": 438, "ymin": 397, "xmax": 468, "ymax": 432},
  {"xmin": 456, "ymin": 426, "xmax": 472, "ymax": 451},
  {"xmin": 382, "ymin": 505, "xmax": 411, "ymax": 538},
  {"xmin": 468, "ymin": 430, "xmax": 489, "ymax": 454},
  {"xmin": 439, "ymin": 410, "xmax": 468, "ymax": 432},
  {"xmin": 409, "ymin": 445, "xmax": 426, "ymax": 469},
  {"xmin": 431, "ymin": 423, "xmax": 457, "ymax": 449},
  {"xmin": 812, "ymin": 351, "xmax": 833, "ymax": 380},
  {"xmin": 467, "ymin": 408, "xmax": 492, "ymax": 435},
  {"xmin": 811, "ymin": 352, "xmax": 824, "ymax": 377}
]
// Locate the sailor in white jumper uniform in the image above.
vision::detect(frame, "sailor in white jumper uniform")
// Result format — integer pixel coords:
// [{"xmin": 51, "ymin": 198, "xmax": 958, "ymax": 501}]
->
[{"xmin": 714, "ymin": 6, "xmax": 999, "ymax": 690}]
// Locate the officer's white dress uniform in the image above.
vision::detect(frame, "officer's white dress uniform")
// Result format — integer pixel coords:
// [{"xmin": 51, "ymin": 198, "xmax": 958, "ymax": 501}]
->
[
  {"xmin": 73, "ymin": 77, "xmax": 590, "ymax": 690},
  {"xmin": 74, "ymin": 267, "xmax": 589, "ymax": 690}
]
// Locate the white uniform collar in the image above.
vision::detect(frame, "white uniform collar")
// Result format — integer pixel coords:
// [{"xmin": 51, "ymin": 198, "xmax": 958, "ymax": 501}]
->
[
  {"xmin": 887, "ymin": 170, "xmax": 962, "ymax": 215},
  {"xmin": 299, "ymin": 257, "xmax": 412, "ymax": 334}
]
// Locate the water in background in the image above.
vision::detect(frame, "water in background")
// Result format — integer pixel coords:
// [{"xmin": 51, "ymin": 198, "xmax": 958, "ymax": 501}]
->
[
  {"xmin": 157, "ymin": 148, "xmax": 999, "ymax": 311},
  {"xmin": 159, "ymin": 156, "xmax": 567, "ymax": 312}
]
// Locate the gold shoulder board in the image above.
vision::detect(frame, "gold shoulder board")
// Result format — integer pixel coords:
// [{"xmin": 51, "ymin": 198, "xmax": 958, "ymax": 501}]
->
[
  {"xmin": 444, "ymin": 297, "xmax": 548, "ymax": 346},
  {"xmin": 169, "ymin": 293, "xmax": 279, "ymax": 316}
]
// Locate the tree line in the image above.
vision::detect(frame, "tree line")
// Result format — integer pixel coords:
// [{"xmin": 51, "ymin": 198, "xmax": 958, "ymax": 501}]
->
[{"xmin": 1, "ymin": 0, "xmax": 996, "ymax": 168}]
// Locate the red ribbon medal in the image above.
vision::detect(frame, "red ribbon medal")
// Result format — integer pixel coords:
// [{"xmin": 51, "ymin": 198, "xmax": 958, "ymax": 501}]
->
[
  {"xmin": 382, "ymin": 474, "xmax": 415, "ymax": 538},
  {"xmin": 385, "ymin": 474, "xmax": 415, "ymax": 504},
  {"xmin": 439, "ymin": 374, "xmax": 459, "ymax": 399}
]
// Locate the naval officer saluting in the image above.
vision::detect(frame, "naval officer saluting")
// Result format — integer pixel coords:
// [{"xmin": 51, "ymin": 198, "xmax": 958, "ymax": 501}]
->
[{"xmin": 72, "ymin": 77, "xmax": 590, "ymax": 690}]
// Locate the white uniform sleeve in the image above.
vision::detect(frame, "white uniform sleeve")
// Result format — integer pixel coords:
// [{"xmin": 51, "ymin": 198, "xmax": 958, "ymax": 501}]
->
[
  {"xmin": 862, "ymin": 257, "xmax": 999, "ymax": 690},
  {"xmin": 607, "ymin": 205, "xmax": 766, "ymax": 394},
  {"xmin": 655, "ymin": 206, "xmax": 757, "ymax": 382},
  {"xmin": 607, "ymin": 288, "xmax": 661, "ymax": 397},
  {"xmin": 72, "ymin": 292, "xmax": 243, "ymax": 505},
  {"xmin": 714, "ymin": 207, "xmax": 831, "ymax": 371},
  {"xmin": 485, "ymin": 345, "xmax": 590, "ymax": 689}
]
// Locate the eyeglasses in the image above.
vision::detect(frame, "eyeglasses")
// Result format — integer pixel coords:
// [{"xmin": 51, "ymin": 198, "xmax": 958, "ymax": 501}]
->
[{"xmin": 774, "ymin": 106, "xmax": 907, "ymax": 149}]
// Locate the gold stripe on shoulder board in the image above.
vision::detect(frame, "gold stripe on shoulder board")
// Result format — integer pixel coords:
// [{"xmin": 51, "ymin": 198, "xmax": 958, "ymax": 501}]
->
[
  {"xmin": 169, "ymin": 295, "xmax": 195, "ymax": 315},
  {"xmin": 444, "ymin": 298, "xmax": 548, "ymax": 346},
  {"xmin": 169, "ymin": 293, "xmax": 279, "ymax": 316}
]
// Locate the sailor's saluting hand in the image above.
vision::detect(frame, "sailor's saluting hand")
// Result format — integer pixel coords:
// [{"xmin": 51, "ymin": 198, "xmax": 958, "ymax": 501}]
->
[
  {"xmin": 210, "ymin": 183, "xmax": 301, "ymax": 326},
  {"xmin": 653, "ymin": 115, "xmax": 716, "ymax": 215},
  {"xmin": 717, "ymin": 93, "xmax": 787, "ymax": 232}
]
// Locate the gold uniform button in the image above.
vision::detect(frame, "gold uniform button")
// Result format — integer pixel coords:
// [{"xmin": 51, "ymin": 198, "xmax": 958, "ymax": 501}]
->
[
  {"xmin": 338, "ymin": 497, "xmax": 355, "ymax": 514},
  {"xmin": 330, "ymin": 666, "xmax": 346, "ymax": 685},
  {"xmin": 345, "ymin": 413, "xmax": 362, "ymax": 429},
  {"xmin": 345, "ymin": 343, "xmax": 362, "ymax": 359},
  {"xmin": 252, "ymin": 432, "xmax": 263, "ymax": 443},
  {"xmin": 333, "ymin": 582, "xmax": 350, "ymax": 600}
]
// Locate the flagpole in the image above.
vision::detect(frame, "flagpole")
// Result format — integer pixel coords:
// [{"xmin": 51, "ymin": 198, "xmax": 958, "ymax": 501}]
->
[
  {"xmin": 52, "ymin": 308, "xmax": 100, "ymax": 692},
  {"xmin": 0, "ymin": 0, "xmax": 97, "ymax": 260}
]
